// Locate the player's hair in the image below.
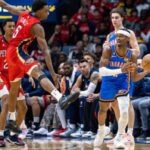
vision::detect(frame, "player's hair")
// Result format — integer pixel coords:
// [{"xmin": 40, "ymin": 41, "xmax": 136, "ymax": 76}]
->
[
  {"xmin": 83, "ymin": 52, "xmax": 96, "ymax": 63},
  {"xmin": 2, "ymin": 19, "xmax": 15, "ymax": 28},
  {"xmin": 63, "ymin": 61, "xmax": 73, "ymax": 68},
  {"xmin": 32, "ymin": 0, "xmax": 48, "ymax": 12},
  {"xmin": 79, "ymin": 59, "xmax": 89, "ymax": 64},
  {"xmin": 110, "ymin": 8, "xmax": 125, "ymax": 17},
  {"xmin": 1, "ymin": 19, "xmax": 15, "ymax": 34}
]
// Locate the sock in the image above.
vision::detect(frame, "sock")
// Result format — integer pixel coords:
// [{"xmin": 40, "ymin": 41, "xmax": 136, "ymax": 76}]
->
[
  {"xmin": 8, "ymin": 111, "xmax": 16, "ymax": 121},
  {"xmin": 98, "ymin": 125, "xmax": 105, "ymax": 138},
  {"xmin": 33, "ymin": 117, "xmax": 40, "ymax": 123},
  {"xmin": 69, "ymin": 124, "xmax": 75, "ymax": 129},
  {"xmin": 56, "ymin": 104, "xmax": 67, "ymax": 129},
  {"xmin": 127, "ymin": 128, "xmax": 133, "ymax": 135},
  {"xmin": 0, "ymin": 130, "xmax": 4, "ymax": 136},
  {"xmin": 10, "ymin": 131, "xmax": 16, "ymax": 136},
  {"xmin": 51, "ymin": 89, "xmax": 62, "ymax": 101}
]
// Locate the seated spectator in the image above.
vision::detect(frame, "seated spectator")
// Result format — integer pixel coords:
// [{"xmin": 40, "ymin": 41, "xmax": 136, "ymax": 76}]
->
[
  {"xmin": 136, "ymin": 0, "xmax": 150, "ymax": 16},
  {"xmin": 48, "ymin": 25, "xmax": 62, "ymax": 46},
  {"xmin": 68, "ymin": 41, "xmax": 84, "ymax": 63},
  {"xmin": 78, "ymin": 14, "xmax": 95, "ymax": 35},
  {"xmin": 94, "ymin": 43, "xmax": 103, "ymax": 62},
  {"xmin": 135, "ymin": 29, "xmax": 148, "ymax": 58},
  {"xmin": 60, "ymin": 15, "xmax": 70, "ymax": 44},
  {"xmin": 68, "ymin": 24, "xmax": 82, "ymax": 45},
  {"xmin": 82, "ymin": 33, "xmax": 95, "ymax": 52},
  {"xmin": 132, "ymin": 62, "xmax": 150, "ymax": 139}
]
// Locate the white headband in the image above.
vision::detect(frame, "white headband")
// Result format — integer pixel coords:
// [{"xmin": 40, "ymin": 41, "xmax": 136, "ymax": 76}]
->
[{"xmin": 116, "ymin": 30, "xmax": 130, "ymax": 38}]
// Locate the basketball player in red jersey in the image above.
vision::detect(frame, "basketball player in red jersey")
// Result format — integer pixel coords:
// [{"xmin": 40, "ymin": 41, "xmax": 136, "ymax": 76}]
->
[
  {"xmin": 0, "ymin": 20, "xmax": 27, "ymax": 147},
  {"xmin": 0, "ymin": 0, "xmax": 79, "ymax": 133}
]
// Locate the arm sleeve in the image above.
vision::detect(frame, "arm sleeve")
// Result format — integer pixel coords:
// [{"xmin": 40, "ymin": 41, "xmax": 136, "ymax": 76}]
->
[
  {"xmin": 99, "ymin": 67, "xmax": 122, "ymax": 77},
  {"xmin": 80, "ymin": 82, "xmax": 97, "ymax": 97}
]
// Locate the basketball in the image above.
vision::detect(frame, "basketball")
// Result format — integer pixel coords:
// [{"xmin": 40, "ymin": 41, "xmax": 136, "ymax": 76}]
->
[{"xmin": 142, "ymin": 54, "xmax": 150, "ymax": 71}]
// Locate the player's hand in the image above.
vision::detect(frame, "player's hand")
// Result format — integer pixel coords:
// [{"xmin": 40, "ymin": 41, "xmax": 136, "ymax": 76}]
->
[
  {"xmin": 103, "ymin": 41, "xmax": 110, "ymax": 50},
  {"xmin": 29, "ymin": 77, "xmax": 36, "ymax": 88},
  {"xmin": 87, "ymin": 93, "xmax": 97, "ymax": 102},
  {"xmin": 52, "ymin": 73, "xmax": 61, "ymax": 88},
  {"xmin": 121, "ymin": 62, "xmax": 133, "ymax": 73}
]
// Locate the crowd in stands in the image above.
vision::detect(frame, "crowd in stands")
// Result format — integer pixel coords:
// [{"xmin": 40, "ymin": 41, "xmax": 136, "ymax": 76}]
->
[{"xmin": 1, "ymin": 0, "xmax": 150, "ymax": 141}]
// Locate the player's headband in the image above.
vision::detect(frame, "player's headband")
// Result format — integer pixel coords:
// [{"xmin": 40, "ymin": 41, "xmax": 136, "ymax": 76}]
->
[{"xmin": 116, "ymin": 29, "xmax": 131, "ymax": 38}]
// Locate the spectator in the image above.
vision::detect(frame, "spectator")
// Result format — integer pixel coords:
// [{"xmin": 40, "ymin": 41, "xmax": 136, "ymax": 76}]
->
[
  {"xmin": 82, "ymin": 33, "xmax": 95, "ymax": 52},
  {"xmin": 68, "ymin": 41, "xmax": 84, "ymax": 63},
  {"xmin": 68, "ymin": 24, "xmax": 82, "ymax": 45},
  {"xmin": 60, "ymin": 15, "xmax": 70, "ymax": 44}
]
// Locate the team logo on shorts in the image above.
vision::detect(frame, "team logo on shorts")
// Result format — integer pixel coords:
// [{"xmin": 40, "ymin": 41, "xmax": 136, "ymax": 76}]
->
[
  {"xmin": 118, "ymin": 89, "xmax": 127, "ymax": 94},
  {"xmin": 25, "ymin": 58, "xmax": 34, "ymax": 65}
]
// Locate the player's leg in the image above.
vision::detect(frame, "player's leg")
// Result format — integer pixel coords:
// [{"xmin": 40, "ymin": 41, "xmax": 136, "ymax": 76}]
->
[
  {"xmin": 7, "ymin": 80, "xmax": 22, "ymax": 133},
  {"xmin": 114, "ymin": 94, "xmax": 130, "ymax": 149},
  {"xmin": 126, "ymin": 102, "xmax": 135, "ymax": 143},
  {"xmin": 0, "ymin": 94, "xmax": 8, "ymax": 147},
  {"xmin": 7, "ymin": 99, "xmax": 27, "ymax": 146},
  {"xmin": 30, "ymin": 66, "xmax": 79, "ymax": 109},
  {"xmin": 94, "ymin": 101, "xmax": 110, "ymax": 147},
  {"xmin": 30, "ymin": 96, "xmax": 42, "ymax": 130},
  {"xmin": 16, "ymin": 100, "xmax": 27, "ymax": 128}
]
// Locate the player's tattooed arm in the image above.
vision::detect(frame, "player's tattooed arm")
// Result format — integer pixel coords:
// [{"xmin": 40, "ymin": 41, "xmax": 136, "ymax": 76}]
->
[
  {"xmin": 90, "ymin": 72, "xmax": 99, "ymax": 85},
  {"xmin": 0, "ymin": 0, "xmax": 25, "ymax": 15}
]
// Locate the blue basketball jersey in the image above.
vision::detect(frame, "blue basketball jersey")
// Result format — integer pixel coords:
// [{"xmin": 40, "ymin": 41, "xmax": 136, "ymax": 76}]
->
[
  {"xmin": 108, "ymin": 31, "xmax": 134, "ymax": 97},
  {"xmin": 100, "ymin": 31, "xmax": 132, "ymax": 101}
]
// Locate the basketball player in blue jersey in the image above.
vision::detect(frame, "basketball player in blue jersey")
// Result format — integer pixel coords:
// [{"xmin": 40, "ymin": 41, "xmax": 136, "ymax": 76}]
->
[
  {"xmin": 103, "ymin": 8, "xmax": 140, "ymax": 144},
  {"xmin": 94, "ymin": 29, "xmax": 149, "ymax": 149}
]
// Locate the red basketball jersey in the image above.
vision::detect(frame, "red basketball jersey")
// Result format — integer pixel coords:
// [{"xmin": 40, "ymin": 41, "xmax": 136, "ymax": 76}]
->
[
  {"xmin": 9, "ymin": 11, "xmax": 40, "ymax": 50},
  {"xmin": 0, "ymin": 35, "xmax": 9, "ymax": 75}
]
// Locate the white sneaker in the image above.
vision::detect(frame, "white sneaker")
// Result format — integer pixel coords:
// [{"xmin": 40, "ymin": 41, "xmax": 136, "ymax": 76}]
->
[
  {"xmin": 33, "ymin": 128, "xmax": 48, "ymax": 135},
  {"xmin": 70, "ymin": 128, "xmax": 84, "ymax": 138},
  {"xmin": 94, "ymin": 126, "xmax": 110, "ymax": 147},
  {"xmin": 18, "ymin": 128, "xmax": 28, "ymax": 139},
  {"xmin": 114, "ymin": 134, "xmax": 125, "ymax": 149},
  {"xmin": 105, "ymin": 126, "xmax": 110, "ymax": 136},
  {"xmin": 124, "ymin": 133, "xmax": 135, "ymax": 144},
  {"xmin": 47, "ymin": 129, "xmax": 57, "ymax": 136},
  {"xmin": 82, "ymin": 131, "xmax": 95, "ymax": 138},
  {"xmin": 94, "ymin": 130, "xmax": 105, "ymax": 147}
]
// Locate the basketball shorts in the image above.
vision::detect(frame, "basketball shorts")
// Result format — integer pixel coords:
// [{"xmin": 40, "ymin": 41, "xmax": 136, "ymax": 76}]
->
[{"xmin": 7, "ymin": 46, "xmax": 39, "ymax": 82}]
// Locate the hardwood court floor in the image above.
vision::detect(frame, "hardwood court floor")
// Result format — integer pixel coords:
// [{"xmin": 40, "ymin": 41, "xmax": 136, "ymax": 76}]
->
[{"xmin": 1, "ymin": 137, "xmax": 150, "ymax": 150}]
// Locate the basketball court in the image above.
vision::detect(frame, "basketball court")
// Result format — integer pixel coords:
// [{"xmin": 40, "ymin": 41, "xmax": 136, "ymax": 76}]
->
[{"xmin": 1, "ymin": 137, "xmax": 150, "ymax": 150}]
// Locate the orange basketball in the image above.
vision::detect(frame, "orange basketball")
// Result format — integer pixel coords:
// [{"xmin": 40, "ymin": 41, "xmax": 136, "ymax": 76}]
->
[{"xmin": 142, "ymin": 54, "xmax": 150, "ymax": 71}]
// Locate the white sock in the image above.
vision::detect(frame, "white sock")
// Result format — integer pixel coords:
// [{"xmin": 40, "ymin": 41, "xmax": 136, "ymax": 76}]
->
[
  {"xmin": 34, "ymin": 117, "xmax": 40, "ymax": 123},
  {"xmin": 56, "ymin": 104, "xmax": 66, "ymax": 129},
  {"xmin": 10, "ymin": 131, "xmax": 16, "ymax": 136},
  {"xmin": 98, "ymin": 125, "xmax": 105, "ymax": 134},
  {"xmin": 8, "ymin": 111, "xmax": 16, "ymax": 121},
  {"xmin": 51, "ymin": 89, "xmax": 62, "ymax": 102},
  {"xmin": 127, "ymin": 128, "xmax": 133, "ymax": 135},
  {"xmin": 69, "ymin": 124, "xmax": 75, "ymax": 129},
  {"xmin": 0, "ymin": 130, "xmax": 4, "ymax": 136}
]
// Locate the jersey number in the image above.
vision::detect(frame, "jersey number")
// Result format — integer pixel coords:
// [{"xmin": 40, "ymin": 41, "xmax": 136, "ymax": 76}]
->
[
  {"xmin": 3, "ymin": 59, "xmax": 8, "ymax": 69},
  {"xmin": 12, "ymin": 25, "xmax": 22, "ymax": 38}
]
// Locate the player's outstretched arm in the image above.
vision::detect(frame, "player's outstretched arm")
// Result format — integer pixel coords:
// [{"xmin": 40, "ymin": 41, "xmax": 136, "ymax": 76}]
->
[
  {"xmin": 0, "ymin": 0, "xmax": 25, "ymax": 15},
  {"xmin": 130, "ymin": 53, "xmax": 149, "ymax": 82},
  {"xmin": 30, "ymin": 23, "xmax": 56, "ymax": 81}
]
